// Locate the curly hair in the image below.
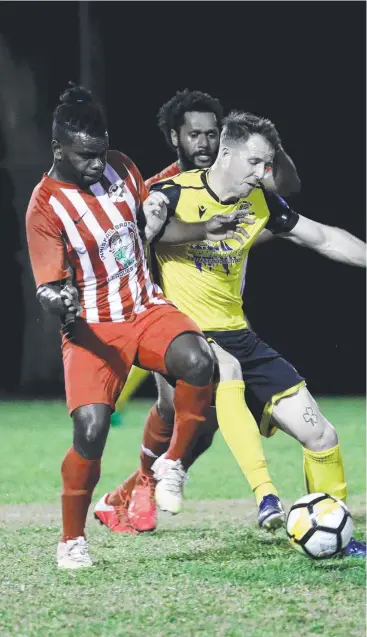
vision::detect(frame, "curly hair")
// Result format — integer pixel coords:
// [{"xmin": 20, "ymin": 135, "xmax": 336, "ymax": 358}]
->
[
  {"xmin": 52, "ymin": 82, "xmax": 107, "ymax": 141},
  {"xmin": 157, "ymin": 89, "xmax": 223, "ymax": 148},
  {"xmin": 222, "ymin": 110, "xmax": 281, "ymax": 151}
]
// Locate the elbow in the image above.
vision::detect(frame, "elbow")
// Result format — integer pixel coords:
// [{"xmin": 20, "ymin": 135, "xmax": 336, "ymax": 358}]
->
[{"xmin": 317, "ymin": 241, "xmax": 332, "ymax": 256}]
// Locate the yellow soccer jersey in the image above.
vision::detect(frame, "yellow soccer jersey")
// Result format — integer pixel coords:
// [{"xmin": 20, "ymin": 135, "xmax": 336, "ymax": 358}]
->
[{"xmin": 151, "ymin": 169, "xmax": 299, "ymax": 332}]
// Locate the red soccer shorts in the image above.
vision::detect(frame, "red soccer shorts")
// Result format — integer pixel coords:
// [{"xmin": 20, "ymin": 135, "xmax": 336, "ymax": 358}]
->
[{"xmin": 61, "ymin": 304, "xmax": 202, "ymax": 414}]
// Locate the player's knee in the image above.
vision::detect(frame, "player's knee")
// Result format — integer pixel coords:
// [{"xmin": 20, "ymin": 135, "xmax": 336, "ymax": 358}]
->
[
  {"xmin": 182, "ymin": 345, "xmax": 214, "ymax": 386},
  {"xmin": 210, "ymin": 342, "xmax": 242, "ymax": 382},
  {"xmin": 73, "ymin": 405, "xmax": 111, "ymax": 459},
  {"xmin": 304, "ymin": 416, "xmax": 338, "ymax": 452},
  {"xmin": 218, "ymin": 358, "xmax": 242, "ymax": 382},
  {"xmin": 165, "ymin": 334, "xmax": 214, "ymax": 386}
]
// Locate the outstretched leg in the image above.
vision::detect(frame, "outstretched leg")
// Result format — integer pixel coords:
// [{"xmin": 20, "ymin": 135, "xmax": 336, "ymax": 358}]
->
[
  {"xmin": 270, "ymin": 387, "xmax": 345, "ymax": 501},
  {"xmin": 271, "ymin": 387, "xmax": 365, "ymax": 557}
]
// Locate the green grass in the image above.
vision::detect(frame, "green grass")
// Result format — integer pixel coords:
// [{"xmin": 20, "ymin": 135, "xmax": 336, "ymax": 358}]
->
[{"xmin": 0, "ymin": 397, "xmax": 365, "ymax": 636}]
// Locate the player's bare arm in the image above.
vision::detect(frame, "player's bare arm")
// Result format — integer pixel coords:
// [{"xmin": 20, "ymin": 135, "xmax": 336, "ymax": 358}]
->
[
  {"xmin": 251, "ymin": 228, "xmax": 275, "ymax": 248},
  {"xmin": 156, "ymin": 210, "xmax": 255, "ymax": 246},
  {"xmin": 262, "ymin": 146, "xmax": 301, "ymax": 196},
  {"xmin": 280, "ymin": 214, "xmax": 366, "ymax": 267}
]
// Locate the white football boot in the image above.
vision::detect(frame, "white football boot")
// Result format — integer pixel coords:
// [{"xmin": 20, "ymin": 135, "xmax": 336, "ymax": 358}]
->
[
  {"xmin": 151, "ymin": 454, "xmax": 187, "ymax": 514},
  {"xmin": 56, "ymin": 536, "xmax": 93, "ymax": 569}
]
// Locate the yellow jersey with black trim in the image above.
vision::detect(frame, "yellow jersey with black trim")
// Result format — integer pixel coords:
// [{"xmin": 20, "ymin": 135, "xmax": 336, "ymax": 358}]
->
[{"xmin": 150, "ymin": 169, "xmax": 299, "ymax": 332}]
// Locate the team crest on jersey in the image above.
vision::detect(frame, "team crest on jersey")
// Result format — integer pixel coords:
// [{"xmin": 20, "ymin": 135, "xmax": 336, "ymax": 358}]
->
[
  {"xmin": 108, "ymin": 179, "xmax": 127, "ymax": 203},
  {"xmin": 99, "ymin": 221, "xmax": 141, "ymax": 281},
  {"xmin": 109, "ymin": 231, "xmax": 136, "ymax": 270}
]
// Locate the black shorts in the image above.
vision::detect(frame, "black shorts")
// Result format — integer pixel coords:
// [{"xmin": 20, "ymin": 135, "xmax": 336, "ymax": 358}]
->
[{"xmin": 204, "ymin": 328, "xmax": 306, "ymax": 437}]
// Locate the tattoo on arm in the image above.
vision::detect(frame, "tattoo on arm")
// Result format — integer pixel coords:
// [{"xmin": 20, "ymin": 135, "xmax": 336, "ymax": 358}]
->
[{"xmin": 303, "ymin": 406, "xmax": 318, "ymax": 426}]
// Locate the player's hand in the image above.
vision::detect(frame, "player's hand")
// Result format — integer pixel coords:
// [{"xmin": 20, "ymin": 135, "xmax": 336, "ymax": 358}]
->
[
  {"xmin": 143, "ymin": 192, "xmax": 170, "ymax": 243},
  {"xmin": 204, "ymin": 211, "xmax": 255, "ymax": 244},
  {"xmin": 60, "ymin": 283, "xmax": 81, "ymax": 317}
]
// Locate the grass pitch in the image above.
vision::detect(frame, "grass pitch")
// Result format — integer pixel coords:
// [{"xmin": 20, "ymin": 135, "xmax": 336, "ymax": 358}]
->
[{"xmin": 0, "ymin": 397, "xmax": 365, "ymax": 636}]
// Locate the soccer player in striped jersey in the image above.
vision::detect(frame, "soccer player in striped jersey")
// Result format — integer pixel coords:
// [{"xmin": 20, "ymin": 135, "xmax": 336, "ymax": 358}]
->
[
  {"xmin": 107, "ymin": 110, "xmax": 366, "ymax": 557},
  {"xmin": 25, "ymin": 84, "xmax": 250, "ymax": 569}
]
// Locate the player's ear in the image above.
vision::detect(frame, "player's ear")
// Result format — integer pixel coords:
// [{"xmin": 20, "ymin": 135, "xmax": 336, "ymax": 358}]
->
[
  {"xmin": 221, "ymin": 146, "xmax": 231, "ymax": 168},
  {"xmin": 170, "ymin": 129, "xmax": 178, "ymax": 148},
  {"xmin": 51, "ymin": 139, "xmax": 63, "ymax": 161}
]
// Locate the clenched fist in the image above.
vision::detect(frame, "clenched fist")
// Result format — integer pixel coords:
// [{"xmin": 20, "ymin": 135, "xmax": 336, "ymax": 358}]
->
[{"xmin": 143, "ymin": 191, "xmax": 170, "ymax": 243}]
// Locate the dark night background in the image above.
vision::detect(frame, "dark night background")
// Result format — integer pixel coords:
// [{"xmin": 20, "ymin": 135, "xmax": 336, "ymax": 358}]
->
[{"xmin": 0, "ymin": 1, "xmax": 365, "ymax": 398}]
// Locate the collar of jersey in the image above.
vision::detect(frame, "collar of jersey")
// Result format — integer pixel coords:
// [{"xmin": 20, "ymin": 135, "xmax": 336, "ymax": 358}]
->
[
  {"xmin": 43, "ymin": 173, "xmax": 88, "ymax": 193},
  {"xmin": 200, "ymin": 170, "xmax": 240, "ymax": 206},
  {"xmin": 43, "ymin": 172, "xmax": 110, "ymax": 196}
]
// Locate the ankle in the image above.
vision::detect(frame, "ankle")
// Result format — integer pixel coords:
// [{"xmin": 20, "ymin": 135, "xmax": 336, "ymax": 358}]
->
[
  {"xmin": 106, "ymin": 488, "xmax": 129, "ymax": 507},
  {"xmin": 254, "ymin": 482, "xmax": 279, "ymax": 506},
  {"xmin": 62, "ymin": 534, "xmax": 85, "ymax": 543},
  {"xmin": 137, "ymin": 470, "xmax": 155, "ymax": 483}
]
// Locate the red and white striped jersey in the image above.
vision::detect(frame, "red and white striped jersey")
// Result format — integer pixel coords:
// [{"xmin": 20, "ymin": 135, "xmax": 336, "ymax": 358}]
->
[{"xmin": 26, "ymin": 151, "xmax": 168, "ymax": 323}]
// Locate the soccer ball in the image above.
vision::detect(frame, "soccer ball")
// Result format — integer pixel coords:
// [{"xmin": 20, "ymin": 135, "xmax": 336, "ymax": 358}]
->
[{"xmin": 286, "ymin": 493, "xmax": 353, "ymax": 559}]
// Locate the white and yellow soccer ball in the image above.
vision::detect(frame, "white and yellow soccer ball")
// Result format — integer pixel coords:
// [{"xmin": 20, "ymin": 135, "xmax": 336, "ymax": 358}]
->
[{"xmin": 286, "ymin": 493, "xmax": 353, "ymax": 559}]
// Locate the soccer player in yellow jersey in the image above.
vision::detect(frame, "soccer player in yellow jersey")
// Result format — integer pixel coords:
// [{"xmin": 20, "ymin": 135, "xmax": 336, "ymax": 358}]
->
[
  {"xmin": 112, "ymin": 90, "xmax": 299, "ymax": 423},
  {"xmin": 106, "ymin": 91, "xmax": 300, "ymax": 534},
  {"xmin": 99, "ymin": 110, "xmax": 366, "ymax": 557}
]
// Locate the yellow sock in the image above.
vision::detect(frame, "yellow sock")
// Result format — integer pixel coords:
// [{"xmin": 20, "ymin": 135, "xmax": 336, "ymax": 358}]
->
[
  {"xmin": 115, "ymin": 366, "xmax": 149, "ymax": 412},
  {"xmin": 215, "ymin": 380, "xmax": 278, "ymax": 505},
  {"xmin": 303, "ymin": 444, "xmax": 347, "ymax": 502}
]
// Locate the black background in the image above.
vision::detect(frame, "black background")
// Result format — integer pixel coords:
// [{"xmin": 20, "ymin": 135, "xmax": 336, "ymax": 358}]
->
[{"xmin": 0, "ymin": 1, "xmax": 365, "ymax": 396}]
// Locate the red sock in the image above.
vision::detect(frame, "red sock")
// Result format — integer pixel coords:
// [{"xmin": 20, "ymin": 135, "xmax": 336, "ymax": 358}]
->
[
  {"xmin": 61, "ymin": 447, "xmax": 101, "ymax": 542},
  {"xmin": 166, "ymin": 381, "xmax": 213, "ymax": 461}
]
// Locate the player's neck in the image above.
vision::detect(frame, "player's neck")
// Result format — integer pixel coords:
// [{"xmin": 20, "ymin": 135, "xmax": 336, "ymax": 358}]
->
[
  {"xmin": 207, "ymin": 165, "xmax": 238, "ymax": 203},
  {"xmin": 48, "ymin": 163, "xmax": 89, "ymax": 192},
  {"xmin": 177, "ymin": 151, "xmax": 197, "ymax": 172},
  {"xmin": 178, "ymin": 158, "xmax": 189, "ymax": 172}
]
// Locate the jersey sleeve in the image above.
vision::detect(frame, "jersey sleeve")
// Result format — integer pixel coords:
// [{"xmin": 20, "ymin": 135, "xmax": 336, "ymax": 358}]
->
[
  {"xmin": 263, "ymin": 189, "xmax": 300, "ymax": 234},
  {"xmin": 147, "ymin": 180, "xmax": 182, "ymax": 244},
  {"xmin": 149, "ymin": 180, "xmax": 181, "ymax": 216},
  {"xmin": 26, "ymin": 197, "xmax": 69, "ymax": 288}
]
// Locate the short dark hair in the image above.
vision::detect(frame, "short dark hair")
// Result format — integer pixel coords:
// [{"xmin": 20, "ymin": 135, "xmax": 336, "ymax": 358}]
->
[
  {"xmin": 222, "ymin": 111, "xmax": 281, "ymax": 152},
  {"xmin": 157, "ymin": 89, "xmax": 223, "ymax": 148},
  {"xmin": 52, "ymin": 82, "xmax": 107, "ymax": 142}
]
